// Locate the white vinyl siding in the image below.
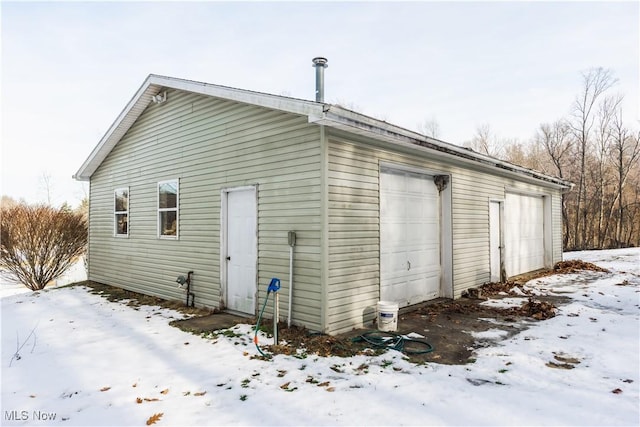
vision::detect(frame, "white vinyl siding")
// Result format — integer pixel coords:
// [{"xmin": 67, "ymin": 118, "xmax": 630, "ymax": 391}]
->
[
  {"xmin": 325, "ymin": 136, "xmax": 564, "ymax": 334},
  {"xmin": 552, "ymin": 193, "xmax": 563, "ymax": 260},
  {"xmin": 87, "ymin": 86, "xmax": 566, "ymax": 336},
  {"xmin": 88, "ymin": 89, "xmax": 323, "ymax": 330}
]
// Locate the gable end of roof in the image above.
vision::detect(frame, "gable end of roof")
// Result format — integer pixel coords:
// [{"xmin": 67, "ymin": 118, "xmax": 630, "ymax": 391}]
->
[{"xmin": 73, "ymin": 74, "xmax": 324, "ymax": 180}]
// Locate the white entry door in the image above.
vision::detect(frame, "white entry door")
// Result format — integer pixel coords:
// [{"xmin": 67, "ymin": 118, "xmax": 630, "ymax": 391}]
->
[
  {"xmin": 225, "ymin": 188, "xmax": 257, "ymax": 315},
  {"xmin": 380, "ymin": 169, "xmax": 440, "ymax": 307},
  {"xmin": 489, "ymin": 200, "xmax": 503, "ymax": 283},
  {"xmin": 504, "ymin": 193, "xmax": 545, "ymax": 277}
]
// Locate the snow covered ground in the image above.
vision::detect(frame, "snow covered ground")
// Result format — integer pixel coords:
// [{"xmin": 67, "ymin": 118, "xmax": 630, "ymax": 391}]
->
[
  {"xmin": 1, "ymin": 248, "xmax": 638, "ymax": 426},
  {"xmin": 0, "ymin": 257, "xmax": 87, "ymax": 298}
]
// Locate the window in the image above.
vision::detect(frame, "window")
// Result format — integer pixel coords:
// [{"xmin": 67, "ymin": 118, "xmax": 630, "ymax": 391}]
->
[
  {"xmin": 158, "ymin": 179, "xmax": 179, "ymax": 238},
  {"xmin": 114, "ymin": 188, "xmax": 129, "ymax": 236}
]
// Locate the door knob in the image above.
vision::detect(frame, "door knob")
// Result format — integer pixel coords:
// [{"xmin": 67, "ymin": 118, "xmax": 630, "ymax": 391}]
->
[{"xmin": 226, "ymin": 256, "xmax": 231, "ymax": 261}]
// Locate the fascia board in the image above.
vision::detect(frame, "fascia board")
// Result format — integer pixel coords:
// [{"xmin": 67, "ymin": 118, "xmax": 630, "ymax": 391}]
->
[
  {"xmin": 159, "ymin": 75, "xmax": 324, "ymax": 117},
  {"xmin": 311, "ymin": 111, "xmax": 573, "ymax": 191},
  {"xmin": 73, "ymin": 76, "xmax": 162, "ymax": 180}
]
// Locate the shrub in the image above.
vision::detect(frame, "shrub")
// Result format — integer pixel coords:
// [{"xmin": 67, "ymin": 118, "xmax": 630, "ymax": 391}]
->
[{"xmin": 1, "ymin": 203, "xmax": 87, "ymax": 290}]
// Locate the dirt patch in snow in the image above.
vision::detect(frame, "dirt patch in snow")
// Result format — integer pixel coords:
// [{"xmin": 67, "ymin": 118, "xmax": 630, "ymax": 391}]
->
[
  {"xmin": 259, "ymin": 325, "xmax": 371, "ymax": 359},
  {"xmin": 80, "ymin": 281, "xmax": 215, "ymax": 317},
  {"xmin": 75, "ymin": 259, "xmax": 605, "ymax": 365},
  {"xmin": 252, "ymin": 294, "xmax": 563, "ymax": 365}
]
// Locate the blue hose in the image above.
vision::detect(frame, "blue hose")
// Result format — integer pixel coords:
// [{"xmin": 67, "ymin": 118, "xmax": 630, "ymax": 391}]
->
[{"xmin": 253, "ymin": 278, "xmax": 280, "ymax": 358}]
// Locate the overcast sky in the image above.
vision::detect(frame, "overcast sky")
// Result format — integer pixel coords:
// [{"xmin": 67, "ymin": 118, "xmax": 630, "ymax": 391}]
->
[{"xmin": 1, "ymin": 1, "xmax": 638, "ymax": 207}]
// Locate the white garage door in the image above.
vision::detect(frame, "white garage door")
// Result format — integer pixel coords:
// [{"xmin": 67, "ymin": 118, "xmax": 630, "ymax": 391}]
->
[
  {"xmin": 380, "ymin": 169, "xmax": 440, "ymax": 307},
  {"xmin": 504, "ymin": 193, "xmax": 545, "ymax": 277}
]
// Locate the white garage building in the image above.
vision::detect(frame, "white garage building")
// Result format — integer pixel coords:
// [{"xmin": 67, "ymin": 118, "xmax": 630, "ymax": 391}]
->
[{"xmin": 75, "ymin": 72, "xmax": 572, "ymax": 334}]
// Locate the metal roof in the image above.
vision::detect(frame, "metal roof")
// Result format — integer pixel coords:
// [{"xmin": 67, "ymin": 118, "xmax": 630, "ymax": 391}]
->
[{"xmin": 74, "ymin": 74, "xmax": 572, "ymax": 190}]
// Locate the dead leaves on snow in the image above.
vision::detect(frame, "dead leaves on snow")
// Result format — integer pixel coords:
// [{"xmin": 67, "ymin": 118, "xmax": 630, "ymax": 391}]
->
[
  {"xmin": 279, "ymin": 381, "xmax": 297, "ymax": 392},
  {"xmin": 520, "ymin": 298, "xmax": 556, "ymax": 320},
  {"xmin": 305, "ymin": 376, "xmax": 334, "ymax": 392},
  {"xmin": 146, "ymin": 413, "xmax": 163, "ymax": 425},
  {"xmin": 279, "ymin": 379, "xmax": 333, "ymax": 392},
  {"xmin": 136, "ymin": 397, "xmax": 160, "ymax": 403},
  {"xmin": 553, "ymin": 260, "xmax": 609, "ymax": 274},
  {"xmin": 546, "ymin": 352, "xmax": 581, "ymax": 369},
  {"xmin": 135, "ymin": 387, "xmax": 167, "ymax": 404},
  {"xmin": 612, "ymin": 379, "xmax": 633, "ymax": 394}
]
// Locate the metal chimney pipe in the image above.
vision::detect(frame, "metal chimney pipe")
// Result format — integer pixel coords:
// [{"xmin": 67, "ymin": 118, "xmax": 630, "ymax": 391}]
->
[{"xmin": 312, "ymin": 57, "xmax": 328, "ymax": 102}]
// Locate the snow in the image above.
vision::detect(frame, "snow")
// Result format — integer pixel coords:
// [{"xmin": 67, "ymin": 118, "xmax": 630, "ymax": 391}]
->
[
  {"xmin": 480, "ymin": 297, "xmax": 526, "ymax": 308},
  {"xmin": 2, "ymin": 249, "xmax": 639, "ymax": 426},
  {"xmin": 1, "ymin": 257, "xmax": 87, "ymax": 298}
]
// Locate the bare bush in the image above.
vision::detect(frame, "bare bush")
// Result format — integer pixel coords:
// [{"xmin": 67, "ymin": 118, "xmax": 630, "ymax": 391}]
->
[{"xmin": 1, "ymin": 203, "xmax": 87, "ymax": 290}]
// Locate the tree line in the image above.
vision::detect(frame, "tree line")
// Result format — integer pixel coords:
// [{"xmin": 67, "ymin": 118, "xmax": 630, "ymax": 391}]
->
[{"xmin": 460, "ymin": 68, "xmax": 639, "ymax": 250}]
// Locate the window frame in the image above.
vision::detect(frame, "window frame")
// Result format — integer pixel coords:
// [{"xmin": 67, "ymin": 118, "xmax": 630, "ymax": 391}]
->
[
  {"xmin": 157, "ymin": 179, "xmax": 179, "ymax": 239},
  {"xmin": 114, "ymin": 187, "xmax": 129, "ymax": 237}
]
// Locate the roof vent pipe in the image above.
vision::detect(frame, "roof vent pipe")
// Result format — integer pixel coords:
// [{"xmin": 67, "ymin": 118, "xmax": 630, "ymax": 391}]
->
[{"xmin": 312, "ymin": 57, "xmax": 328, "ymax": 102}]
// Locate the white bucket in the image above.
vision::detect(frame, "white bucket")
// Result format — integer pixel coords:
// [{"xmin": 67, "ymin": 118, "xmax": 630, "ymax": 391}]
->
[{"xmin": 377, "ymin": 301, "xmax": 399, "ymax": 332}]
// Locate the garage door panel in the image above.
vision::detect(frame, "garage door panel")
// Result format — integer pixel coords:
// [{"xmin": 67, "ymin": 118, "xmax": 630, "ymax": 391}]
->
[
  {"xmin": 505, "ymin": 193, "xmax": 545, "ymax": 277},
  {"xmin": 381, "ymin": 194, "xmax": 406, "ymax": 216},
  {"xmin": 380, "ymin": 169, "xmax": 441, "ymax": 308},
  {"xmin": 407, "ymin": 275, "xmax": 439, "ymax": 303},
  {"xmin": 381, "ymin": 252, "xmax": 410, "ymax": 278}
]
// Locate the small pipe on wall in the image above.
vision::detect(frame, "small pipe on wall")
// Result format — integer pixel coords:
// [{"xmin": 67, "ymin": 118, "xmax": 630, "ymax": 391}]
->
[
  {"xmin": 176, "ymin": 271, "xmax": 195, "ymax": 307},
  {"xmin": 287, "ymin": 231, "xmax": 296, "ymax": 328}
]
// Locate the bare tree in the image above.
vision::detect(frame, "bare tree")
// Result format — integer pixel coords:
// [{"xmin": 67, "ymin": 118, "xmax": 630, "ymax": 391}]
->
[
  {"xmin": 503, "ymin": 142, "xmax": 527, "ymax": 167},
  {"xmin": 1, "ymin": 195, "xmax": 18, "ymax": 208},
  {"xmin": 537, "ymin": 120, "xmax": 573, "ymax": 178},
  {"xmin": 535, "ymin": 120, "xmax": 573, "ymax": 247},
  {"xmin": 418, "ymin": 116, "xmax": 442, "ymax": 139},
  {"xmin": 39, "ymin": 172, "xmax": 55, "ymax": 206},
  {"xmin": 465, "ymin": 123, "xmax": 505, "ymax": 158},
  {"xmin": 593, "ymin": 95, "xmax": 623, "ymax": 247},
  {"xmin": 569, "ymin": 67, "xmax": 617, "ymax": 249},
  {"xmin": 609, "ymin": 110, "xmax": 640, "ymax": 247},
  {"xmin": 495, "ymin": 68, "xmax": 639, "ymax": 249},
  {"xmin": 0, "ymin": 203, "xmax": 87, "ymax": 290}
]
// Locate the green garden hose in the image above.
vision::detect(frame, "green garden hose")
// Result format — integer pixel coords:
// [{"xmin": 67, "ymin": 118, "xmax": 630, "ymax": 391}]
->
[
  {"xmin": 253, "ymin": 290, "xmax": 271, "ymax": 358},
  {"xmin": 253, "ymin": 278, "xmax": 281, "ymax": 358},
  {"xmin": 353, "ymin": 331, "xmax": 434, "ymax": 355}
]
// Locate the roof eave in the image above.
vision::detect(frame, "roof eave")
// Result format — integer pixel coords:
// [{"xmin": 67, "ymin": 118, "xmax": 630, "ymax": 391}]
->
[
  {"xmin": 75, "ymin": 74, "xmax": 572, "ymax": 190},
  {"xmin": 310, "ymin": 107, "xmax": 573, "ymax": 190},
  {"xmin": 74, "ymin": 75, "xmax": 163, "ymax": 181}
]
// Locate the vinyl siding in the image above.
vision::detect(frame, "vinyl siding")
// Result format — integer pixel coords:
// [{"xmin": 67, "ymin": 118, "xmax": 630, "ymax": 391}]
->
[
  {"xmin": 88, "ymin": 89, "xmax": 323, "ymax": 330},
  {"xmin": 87, "ymin": 87, "xmax": 566, "ymax": 336},
  {"xmin": 325, "ymin": 136, "xmax": 564, "ymax": 334},
  {"xmin": 552, "ymin": 192, "xmax": 564, "ymax": 261}
]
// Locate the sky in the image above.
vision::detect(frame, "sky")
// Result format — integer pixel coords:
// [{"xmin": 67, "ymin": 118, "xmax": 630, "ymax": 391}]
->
[
  {"xmin": 1, "ymin": 1, "xmax": 638, "ymax": 207},
  {"xmin": 2, "ymin": 248, "xmax": 639, "ymax": 425}
]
